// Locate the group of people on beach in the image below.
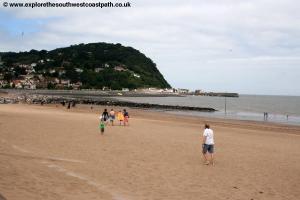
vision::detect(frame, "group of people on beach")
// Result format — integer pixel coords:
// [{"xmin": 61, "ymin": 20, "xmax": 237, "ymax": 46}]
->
[
  {"xmin": 98, "ymin": 107, "xmax": 215, "ymax": 166},
  {"xmin": 99, "ymin": 108, "xmax": 129, "ymax": 134}
]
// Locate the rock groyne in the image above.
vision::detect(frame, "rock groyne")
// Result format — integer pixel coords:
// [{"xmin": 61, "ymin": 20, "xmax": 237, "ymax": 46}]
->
[{"xmin": 0, "ymin": 94, "xmax": 217, "ymax": 112}]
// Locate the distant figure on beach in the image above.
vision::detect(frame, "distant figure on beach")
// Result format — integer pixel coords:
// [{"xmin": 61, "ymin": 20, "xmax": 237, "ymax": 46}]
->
[
  {"xmin": 99, "ymin": 118, "xmax": 105, "ymax": 135},
  {"xmin": 117, "ymin": 110, "xmax": 124, "ymax": 126},
  {"xmin": 67, "ymin": 102, "xmax": 71, "ymax": 109},
  {"xmin": 72, "ymin": 101, "xmax": 76, "ymax": 107},
  {"xmin": 202, "ymin": 124, "xmax": 214, "ymax": 165},
  {"xmin": 263, "ymin": 112, "xmax": 269, "ymax": 121},
  {"xmin": 287, "ymin": 115, "xmax": 289, "ymax": 121},
  {"xmin": 102, "ymin": 109, "xmax": 109, "ymax": 123},
  {"xmin": 109, "ymin": 109, "xmax": 115, "ymax": 126},
  {"xmin": 123, "ymin": 109, "xmax": 129, "ymax": 126}
]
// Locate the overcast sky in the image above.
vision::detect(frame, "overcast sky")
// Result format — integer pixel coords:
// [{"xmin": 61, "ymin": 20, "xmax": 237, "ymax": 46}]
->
[{"xmin": 1, "ymin": 0, "xmax": 300, "ymax": 95}]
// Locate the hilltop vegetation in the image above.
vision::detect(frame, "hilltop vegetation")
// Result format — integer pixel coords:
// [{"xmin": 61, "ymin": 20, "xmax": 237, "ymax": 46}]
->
[{"xmin": 0, "ymin": 42, "xmax": 171, "ymax": 90}]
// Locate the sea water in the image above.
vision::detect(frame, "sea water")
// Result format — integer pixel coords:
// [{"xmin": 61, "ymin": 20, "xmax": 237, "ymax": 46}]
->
[{"xmin": 117, "ymin": 95, "xmax": 300, "ymax": 126}]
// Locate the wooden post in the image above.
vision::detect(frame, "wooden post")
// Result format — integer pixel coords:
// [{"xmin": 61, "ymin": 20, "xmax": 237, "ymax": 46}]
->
[{"xmin": 225, "ymin": 97, "xmax": 227, "ymax": 115}]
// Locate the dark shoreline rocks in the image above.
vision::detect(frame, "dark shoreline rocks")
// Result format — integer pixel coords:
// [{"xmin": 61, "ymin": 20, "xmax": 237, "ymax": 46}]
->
[
  {"xmin": 0, "ymin": 93, "xmax": 217, "ymax": 112},
  {"xmin": 83, "ymin": 99, "xmax": 216, "ymax": 112}
]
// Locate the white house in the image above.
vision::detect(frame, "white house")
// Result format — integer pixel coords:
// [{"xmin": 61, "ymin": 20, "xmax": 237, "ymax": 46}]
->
[
  {"xmin": 177, "ymin": 88, "xmax": 189, "ymax": 94},
  {"xmin": 94, "ymin": 68, "xmax": 104, "ymax": 73},
  {"xmin": 133, "ymin": 73, "xmax": 141, "ymax": 78},
  {"xmin": 114, "ymin": 66, "xmax": 127, "ymax": 72},
  {"xmin": 147, "ymin": 88, "xmax": 163, "ymax": 93},
  {"xmin": 163, "ymin": 88, "xmax": 174, "ymax": 93},
  {"xmin": 75, "ymin": 68, "xmax": 83, "ymax": 73},
  {"xmin": 60, "ymin": 79, "xmax": 70, "ymax": 85},
  {"xmin": 49, "ymin": 69, "xmax": 56, "ymax": 74}
]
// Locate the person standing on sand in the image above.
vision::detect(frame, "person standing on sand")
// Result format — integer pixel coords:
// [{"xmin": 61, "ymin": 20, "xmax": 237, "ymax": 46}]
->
[
  {"xmin": 202, "ymin": 124, "xmax": 215, "ymax": 165},
  {"xmin": 117, "ymin": 110, "xmax": 124, "ymax": 126},
  {"xmin": 123, "ymin": 109, "xmax": 129, "ymax": 126},
  {"xmin": 109, "ymin": 109, "xmax": 115, "ymax": 126}
]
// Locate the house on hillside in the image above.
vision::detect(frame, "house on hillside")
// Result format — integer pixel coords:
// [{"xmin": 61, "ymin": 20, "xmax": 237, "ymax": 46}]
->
[
  {"xmin": 23, "ymin": 79, "xmax": 36, "ymax": 89},
  {"xmin": 114, "ymin": 66, "xmax": 127, "ymax": 72},
  {"xmin": 94, "ymin": 68, "xmax": 104, "ymax": 73},
  {"xmin": 177, "ymin": 88, "xmax": 189, "ymax": 94},
  {"xmin": 163, "ymin": 88, "xmax": 174, "ymax": 93},
  {"xmin": 75, "ymin": 68, "xmax": 83, "ymax": 73},
  {"xmin": 133, "ymin": 73, "xmax": 141, "ymax": 78},
  {"xmin": 19, "ymin": 75, "xmax": 34, "ymax": 81},
  {"xmin": 60, "ymin": 79, "xmax": 70, "ymax": 86},
  {"xmin": 19, "ymin": 64, "xmax": 29, "ymax": 68},
  {"xmin": 70, "ymin": 81, "xmax": 82, "ymax": 90},
  {"xmin": 37, "ymin": 75, "xmax": 44, "ymax": 81},
  {"xmin": 147, "ymin": 88, "xmax": 163, "ymax": 93},
  {"xmin": 49, "ymin": 69, "xmax": 56, "ymax": 74},
  {"xmin": 12, "ymin": 80, "xmax": 23, "ymax": 89},
  {"xmin": 102, "ymin": 86, "xmax": 110, "ymax": 91},
  {"xmin": 0, "ymin": 80, "xmax": 8, "ymax": 88}
]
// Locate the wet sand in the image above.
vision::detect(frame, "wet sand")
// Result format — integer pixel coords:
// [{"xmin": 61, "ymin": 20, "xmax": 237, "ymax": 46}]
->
[{"xmin": 0, "ymin": 104, "xmax": 299, "ymax": 200}]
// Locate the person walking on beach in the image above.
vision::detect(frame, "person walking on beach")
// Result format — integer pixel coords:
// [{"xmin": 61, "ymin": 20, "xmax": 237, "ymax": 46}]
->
[
  {"xmin": 102, "ymin": 109, "xmax": 109, "ymax": 124},
  {"xmin": 109, "ymin": 109, "xmax": 115, "ymax": 126},
  {"xmin": 123, "ymin": 109, "xmax": 129, "ymax": 126},
  {"xmin": 99, "ymin": 118, "xmax": 105, "ymax": 135},
  {"xmin": 117, "ymin": 110, "xmax": 124, "ymax": 126},
  {"xmin": 202, "ymin": 124, "xmax": 215, "ymax": 165}
]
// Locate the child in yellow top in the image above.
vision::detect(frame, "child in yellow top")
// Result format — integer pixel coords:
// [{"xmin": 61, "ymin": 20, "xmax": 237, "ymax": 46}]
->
[{"xmin": 117, "ymin": 111, "xmax": 124, "ymax": 126}]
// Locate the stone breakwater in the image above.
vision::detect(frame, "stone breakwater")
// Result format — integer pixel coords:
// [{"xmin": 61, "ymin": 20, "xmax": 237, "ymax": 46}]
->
[{"xmin": 0, "ymin": 94, "xmax": 217, "ymax": 112}]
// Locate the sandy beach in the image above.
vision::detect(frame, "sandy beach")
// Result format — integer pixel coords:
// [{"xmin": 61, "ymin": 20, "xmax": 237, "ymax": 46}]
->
[{"xmin": 0, "ymin": 104, "xmax": 299, "ymax": 200}]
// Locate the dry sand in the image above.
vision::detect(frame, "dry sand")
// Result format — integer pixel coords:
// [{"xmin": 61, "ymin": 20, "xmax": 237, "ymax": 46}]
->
[{"xmin": 0, "ymin": 104, "xmax": 299, "ymax": 200}]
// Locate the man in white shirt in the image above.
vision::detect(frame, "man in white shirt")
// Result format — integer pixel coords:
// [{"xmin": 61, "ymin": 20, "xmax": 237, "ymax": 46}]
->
[{"xmin": 202, "ymin": 124, "xmax": 214, "ymax": 165}]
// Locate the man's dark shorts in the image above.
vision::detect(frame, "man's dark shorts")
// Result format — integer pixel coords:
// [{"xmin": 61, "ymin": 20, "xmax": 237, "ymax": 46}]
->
[{"xmin": 202, "ymin": 144, "xmax": 214, "ymax": 154}]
